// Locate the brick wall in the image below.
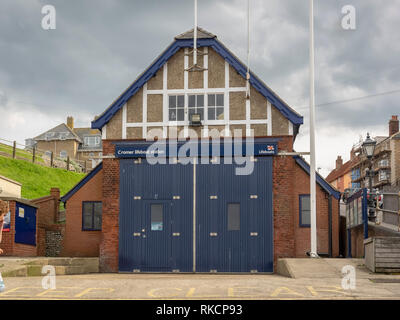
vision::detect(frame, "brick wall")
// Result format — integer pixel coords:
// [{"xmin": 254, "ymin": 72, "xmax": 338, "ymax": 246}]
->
[
  {"xmin": 62, "ymin": 167, "xmax": 103, "ymax": 257},
  {"xmin": 100, "ymin": 140, "xmax": 120, "ymax": 272}
]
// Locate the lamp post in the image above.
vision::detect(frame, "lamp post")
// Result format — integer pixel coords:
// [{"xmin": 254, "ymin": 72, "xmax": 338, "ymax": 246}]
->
[{"xmin": 362, "ymin": 133, "xmax": 376, "ymax": 191}]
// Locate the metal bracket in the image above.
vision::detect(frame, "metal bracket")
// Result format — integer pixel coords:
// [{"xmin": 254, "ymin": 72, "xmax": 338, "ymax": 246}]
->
[
  {"xmin": 133, "ymin": 269, "xmax": 140, "ymax": 273},
  {"xmin": 210, "ymin": 269, "xmax": 217, "ymax": 273}
]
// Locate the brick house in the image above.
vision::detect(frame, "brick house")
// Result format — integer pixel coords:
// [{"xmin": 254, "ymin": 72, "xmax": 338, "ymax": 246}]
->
[
  {"xmin": 28, "ymin": 116, "xmax": 102, "ymax": 169},
  {"xmin": 61, "ymin": 28, "xmax": 340, "ymax": 273},
  {"xmin": 348, "ymin": 115, "xmax": 400, "ymax": 191},
  {"xmin": 326, "ymin": 153, "xmax": 360, "ymax": 193}
]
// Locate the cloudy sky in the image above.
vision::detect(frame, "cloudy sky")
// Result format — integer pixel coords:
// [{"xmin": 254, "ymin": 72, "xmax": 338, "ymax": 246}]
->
[{"xmin": 1, "ymin": 0, "xmax": 400, "ymax": 177}]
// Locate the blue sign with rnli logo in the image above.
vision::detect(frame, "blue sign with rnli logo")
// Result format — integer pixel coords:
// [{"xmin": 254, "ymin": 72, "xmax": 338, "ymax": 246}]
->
[{"xmin": 115, "ymin": 141, "xmax": 277, "ymax": 158}]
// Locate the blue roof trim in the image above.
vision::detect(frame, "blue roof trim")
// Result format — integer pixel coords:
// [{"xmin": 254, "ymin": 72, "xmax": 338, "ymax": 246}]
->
[
  {"xmin": 92, "ymin": 37, "xmax": 303, "ymax": 130},
  {"xmin": 61, "ymin": 162, "xmax": 103, "ymax": 203},
  {"xmin": 294, "ymin": 156, "xmax": 341, "ymax": 200}
]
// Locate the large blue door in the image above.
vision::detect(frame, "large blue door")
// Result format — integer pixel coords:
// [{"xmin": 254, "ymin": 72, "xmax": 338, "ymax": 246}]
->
[
  {"xmin": 196, "ymin": 157, "xmax": 273, "ymax": 272},
  {"xmin": 15, "ymin": 203, "xmax": 37, "ymax": 246},
  {"xmin": 119, "ymin": 159, "xmax": 193, "ymax": 272}
]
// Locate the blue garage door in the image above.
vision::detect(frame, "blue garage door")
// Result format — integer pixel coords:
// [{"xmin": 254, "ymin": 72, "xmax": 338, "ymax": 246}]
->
[
  {"xmin": 196, "ymin": 157, "xmax": 273, "ymax": 273},
  {"xmin": 15, "ymin": 203, "xmax": 37, "ymax": 246},
  {"xmin": 119, "ymin": 157, "xmax": 273, "ymax": 273},
  {"xmin": 119, "ymin": 159, "xmax": 193, "ymax": 272}
]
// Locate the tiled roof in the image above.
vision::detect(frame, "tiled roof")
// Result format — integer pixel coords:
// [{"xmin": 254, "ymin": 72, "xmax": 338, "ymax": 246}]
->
[
  {"xmin": 175, "ymin": 27, "xmax": 216, "ymax": 39},
  {"xmin": 33, "ymin": 123, "xmax": 81, "ymax": 142},
  {"xmin": 326, "ymin": 156, "xmax": 359, "ymax": 183}
]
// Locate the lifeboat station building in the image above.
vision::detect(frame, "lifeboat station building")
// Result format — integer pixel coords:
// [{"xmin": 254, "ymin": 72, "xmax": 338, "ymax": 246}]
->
[{"xmin": 61, "ymin": 28, "xmax": 340, "ymax": 273}]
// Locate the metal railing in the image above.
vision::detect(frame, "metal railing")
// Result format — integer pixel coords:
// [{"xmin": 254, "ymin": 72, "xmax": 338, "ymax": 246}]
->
[{"xmin": 374, "ymin": 191, "xmax": 400, "ymax": 232}]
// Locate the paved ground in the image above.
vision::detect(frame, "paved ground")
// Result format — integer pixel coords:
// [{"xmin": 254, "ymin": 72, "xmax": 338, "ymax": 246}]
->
[{"xmin": 0, "ymin": 258, "xmax": 399, "ymax": 300}]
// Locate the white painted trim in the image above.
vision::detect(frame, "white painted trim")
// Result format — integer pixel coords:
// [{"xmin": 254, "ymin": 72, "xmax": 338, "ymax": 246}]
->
[
  {"xmin": 225, "ymin": 61, "xmax": 230, "ymax": 136},
  {"xmin": 163, "ymin": 63, "xmax": 168, "ymax": 139},
  {"xmin": 125, "ymin": 119, "xmax": 267, "ymax": 128},
  {"xmin": 184, "ymin": 48, "xmax": 189, "ymax": 138},
  {"xmin": 146, "ymin": 87, "xmax": 247, "ymax": 95},
  {"xmin": 246, "ymin": 99, "xmax": 251, "ymax": 136},
  {"xmin": 203, "ymin": 47, "xmax": 208, "ymax": 90},
  {"xmin": 102, "ymin": 124, "xmax": 107, "ymax": 140},
  {"xmin": 142, "ymin": 83, "xmax": 148, "ymax": 139},
  {"xmin": 122, "ymin": 103, "xmax": 127, "ymax": 139},
  {"xmin": 267, "ymin": 101, "xmax": 272, "ymax": 136},
  {"xmin": 288, "ymin": 120, "xmax": 293, "ymax": 135}
]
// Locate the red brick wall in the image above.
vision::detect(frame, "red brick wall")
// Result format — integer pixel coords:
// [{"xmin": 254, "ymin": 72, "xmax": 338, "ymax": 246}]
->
[
  {"xmin": 100, "ymin": 140, "xmax": 120, "ymax": 272},
  {"xmin": 62, "ymin": 167, "xmax": 103, "ymax": 257},
  {"xmin": 292, "ymin": 160, "xmax": 339, "ymax": 258},
  {"xmin": 1, "ymin": 201, "xmax": 38, "ymax": 257}
]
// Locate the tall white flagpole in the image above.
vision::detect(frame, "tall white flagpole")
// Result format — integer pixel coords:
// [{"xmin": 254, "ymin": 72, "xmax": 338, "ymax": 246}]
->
[
  {"xmin": 194, "ymin": 0, "xmax": 198, "ymax": 66},
  {"xmin": 309, "ymin": 0, "xmax": 318, "ymax": 258}
]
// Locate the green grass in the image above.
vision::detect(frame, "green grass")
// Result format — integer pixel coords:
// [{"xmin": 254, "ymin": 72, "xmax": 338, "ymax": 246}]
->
[
  {"xmin": 0, "ymin": 156, "xmax": 85, "ymax": 200},
  {"xmin": 0, "ymin": 143, "xmax": 44, "ymax": 164}
]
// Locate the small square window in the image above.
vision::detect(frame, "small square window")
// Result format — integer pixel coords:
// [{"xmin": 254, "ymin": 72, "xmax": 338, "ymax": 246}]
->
[{"xmin": 82, "ymin": 202, "xmax": 102, "ymax": 231}]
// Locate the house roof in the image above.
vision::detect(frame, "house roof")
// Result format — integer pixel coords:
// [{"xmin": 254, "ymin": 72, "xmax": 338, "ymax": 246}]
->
[
  {"xmin": 92, "ymin": 27, "xmax": 303, "ymax": 132},
  {"xmin": 33, "ymin": 123, "xmax": 82, "ymax": 143},
  {"xmin": 74, "ymin": 128, "xmax": 103, "ymax": 151},
  {"xmin": 326, "ymin": 156, "xmax": 360, "ymax": 183},
  {"xmin": 294, "ymin": 156, "xmax": 341, "ymax": 199},
  {"xmin": 60, "ymin": 162, "xmax": 103, "ymax": 203}
]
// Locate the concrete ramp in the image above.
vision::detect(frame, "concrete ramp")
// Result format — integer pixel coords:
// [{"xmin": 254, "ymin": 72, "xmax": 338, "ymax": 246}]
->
[
  {"xmin": 277, "ymin": 258, "xmax": 367, "ymax": 279},
  {"xmin": 0, "ymin": 257, "xmax": 99, "ymax": 277}
]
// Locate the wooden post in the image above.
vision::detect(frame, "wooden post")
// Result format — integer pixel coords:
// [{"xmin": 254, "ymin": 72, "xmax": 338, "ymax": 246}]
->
[
  {"xmin": 32, "ymin": 147, "xmax": 36, "ymax": 163},
  {"xmin": 50, "ymin": 152, "xmax": 54, "ymax": 167},
  {"xmin": 12, "ymin": 141, "xmax": 16, "ymax": 159},
  {"xmin": 67, "ymin": 156, "xmax": 70, "ymax": 171},
  {"xmin": 84, "ymin": 160, "xmax": 87, "ymax": 173}
]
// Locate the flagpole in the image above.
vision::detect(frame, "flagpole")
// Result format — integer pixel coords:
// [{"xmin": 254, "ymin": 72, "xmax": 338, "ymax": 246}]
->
[{"xmin": 309, "ymin": 0, "xmax": 318, "ymax": 258}]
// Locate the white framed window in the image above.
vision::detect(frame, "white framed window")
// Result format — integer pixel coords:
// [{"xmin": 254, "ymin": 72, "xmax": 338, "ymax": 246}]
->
[
  {"xmin": 379, "ymin": 170, "xmax": 389, "ymax": 181},
  {"xmin": 168, "ymin": 95, "xmax": 185, "ymax": 121},
  {"xmin": 59, "ymin": 132, "xmax": 67, "ymax": 140},
  {"xmin": 379, "ymin": 159, "xmax": 389, "ymax": 167},
  {"xmin": 60, "ymin": 150, "xmax": 68, "ymax": 159},
  {"xmin": 207, "ymin": 94, "xmax": 224, "ymax": 120},
  {"xmin": 84, "ymin": 136, "xmax": 100, "ymax": 147},
  {"xmin": 188, "ymin": 94, "xmax": 204, "ymax": 121}
]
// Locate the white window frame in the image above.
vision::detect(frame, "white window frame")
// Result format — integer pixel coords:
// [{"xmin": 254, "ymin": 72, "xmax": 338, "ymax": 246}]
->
[
  {"xmin": 84, "ymin": 136, "xmax": 101, "ymax": 147},
  {"xmin": 168, "ymin": 94, "xmax": 186, "ymax": 124},
  {"xmin": 206, "ymin": 93, "xmax": 225, "ymax": 123}
]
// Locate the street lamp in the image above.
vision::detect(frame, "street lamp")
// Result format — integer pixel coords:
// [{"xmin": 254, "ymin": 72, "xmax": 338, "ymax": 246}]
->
[{"xmin": 362, "ymin": 133, "xmax": 376, "ymax": 190}]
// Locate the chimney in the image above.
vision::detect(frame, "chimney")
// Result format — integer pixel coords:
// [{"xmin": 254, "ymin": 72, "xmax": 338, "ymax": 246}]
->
[
  {"xmin": 389, "ymin": 115, "xmax": 399, "ymax": 136},
  {"xmin": 50, "ymin": 187, "xmax": 60, "ymax": 200},
  {"xmin": 67, "ymin": 116, "xmax": 74, "ymax": 130},
  {"xmin": 336, "ymin": 156, "xmax": 343, "ymax": 170}
]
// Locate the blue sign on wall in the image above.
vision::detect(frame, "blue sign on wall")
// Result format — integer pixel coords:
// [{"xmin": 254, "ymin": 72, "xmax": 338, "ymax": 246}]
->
[{"xmin": 115, "ymin": 141, "xmax": 277, "ymax": 158}]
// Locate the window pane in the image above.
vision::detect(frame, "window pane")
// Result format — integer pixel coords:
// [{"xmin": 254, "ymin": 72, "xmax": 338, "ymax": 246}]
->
[
  {"xmin": 177, "ymin": 109, "xmax": 185, "ymax": 121},
  {"xmin": 151, "ymin": 204, "xmax": 163, "ymax": 231},
  {"xmin": 169, "ymin": 96, "xmax": 176, "ymax": 108},
  {"xmin": 302, "ymin": 210, "xmax": 311, "ymax": 225},
  {"xmin": 228, "ymin": 203, "xmax": 240, "ymax": 231},
  {"xmin": 197, "ymin": 107, "xmax": 204, "ymax": 120},
  {"xmin": 189, "ymin": 95, "xmax": 196, "ymax": 108},
  {"xmin": 94, "ymin": 203, "xmax": 102, "ymax": 230},
  {"xmin": 177, "ymin": 95, "xmax": 184, "ymax": 108},
  {"xmin": 169, "ymin": 109, "xmax": 177, "ymax": 121},
  {"xmin": 301, "ymin": 196, "xmax": 310, "ymax": 211},
  {"xmin": 188, "ymin": 108, "xmax": 195, "ymax": 120},
  {"xmin": 216, "ymin": 94, "xmax": 224, "ymax": 106},
  {"xmin": 197, "ymin": 95, "xmax": 204, "ymax": 107},
  {"xmin": 216, "ymin": 107, "xmax": 224, "ymax": 120},
  {"xmin": 208, "ymin": 107, "xmax": 215, "ymax": 120},
  {"xmin": 208, "ymin": 94, "xmax": 215, "ymax": 106},
  {"xmin": 83, "ymin": 203, "xmax": 93, "ymax": 229},
  {"xmin": 300, "ymin": 196, "xmax": 310, "ymax": 226}
]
